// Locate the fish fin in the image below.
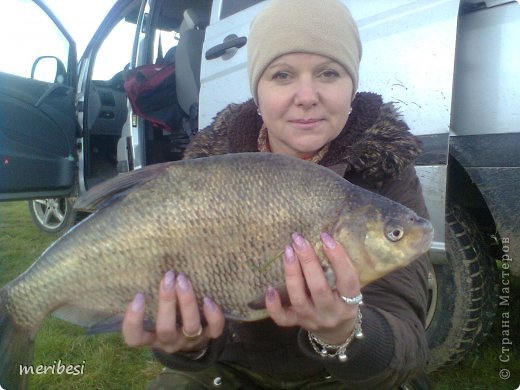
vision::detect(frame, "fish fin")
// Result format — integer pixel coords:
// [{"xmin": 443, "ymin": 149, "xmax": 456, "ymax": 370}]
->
[
  {"xmin": 74, "ymin": 161, "xmax": 174, "ymax": 212},
  {"xmin": 52, "ymin": 305, "xmax": 114, "ymax": 328},
  {"xmin": 53, "ymin": 306, "xmax": 126, "ymax": 335},
  {"xmin": 0, "ymin": 289, "xmax": 35, "ymax": 390},
  {"xmin": 247, "ymin": 284, "xmax": 291, "ymax": 310},
  {"xmin": 85, "ymin": 316, "xmax": 156, "ymax": 335},
  {"xmin": 85, "ymin": 315, "xmax": 125, "ymax": 335},
  {"xmin": 52, "ymin": 305, "xmax": 156, "ymax": 335}
]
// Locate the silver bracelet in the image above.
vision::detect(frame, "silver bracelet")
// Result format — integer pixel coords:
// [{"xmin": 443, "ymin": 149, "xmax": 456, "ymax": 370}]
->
[
  {"xmin": 191, "ymin": 347, "xmax": 208, "ymax": 360},
  {"xmin": 307, "ymin": 307, "xmax": 364, "ymax": 362},
  {"xmin": 180, "ymin": 346, "xmax": 208, "ymax": 360}
]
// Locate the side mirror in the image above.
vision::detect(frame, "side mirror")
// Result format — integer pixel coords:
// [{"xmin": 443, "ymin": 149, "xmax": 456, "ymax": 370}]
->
[{"xmin": 31, "ymin": 56, "xmax": 67, "ymax": 84}]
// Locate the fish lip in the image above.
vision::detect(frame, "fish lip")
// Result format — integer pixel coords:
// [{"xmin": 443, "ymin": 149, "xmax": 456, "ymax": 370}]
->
[{"xmin": 418, "ymin": 224, "xmax": 434, "ymax": 254}]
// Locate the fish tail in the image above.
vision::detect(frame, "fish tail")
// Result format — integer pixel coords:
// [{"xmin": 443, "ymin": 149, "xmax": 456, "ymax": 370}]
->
[{"xmin": 0, "ymin": 288, "xmax": 34, "ymax": 390}]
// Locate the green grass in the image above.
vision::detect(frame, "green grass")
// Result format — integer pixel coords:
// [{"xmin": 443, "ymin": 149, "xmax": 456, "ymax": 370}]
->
[
  {"xmin": 1, "ymin": 201, "xmax": 518, "ymax": 389},
  {"xmin": 428, "ymin": 272, "xmax": 520, "ymax": 389},
  {"xmin": 430, "ymin": 339, "xmax": 519, "ymax": 389}
]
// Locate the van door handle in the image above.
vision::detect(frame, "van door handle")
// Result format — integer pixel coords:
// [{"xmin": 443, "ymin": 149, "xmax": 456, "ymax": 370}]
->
[{"xmin": 205, "ymin": 35, "xmax": 247, "ymax": 60}]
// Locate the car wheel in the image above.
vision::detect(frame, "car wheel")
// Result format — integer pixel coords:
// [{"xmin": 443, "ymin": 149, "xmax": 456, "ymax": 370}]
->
[
  {"xmin": 28, "ymin": 197, "xmax": 78, "ymax": 235},
  {"xmin": 425, "ymin": 201, "xmax": 498, "ymax": 372}
]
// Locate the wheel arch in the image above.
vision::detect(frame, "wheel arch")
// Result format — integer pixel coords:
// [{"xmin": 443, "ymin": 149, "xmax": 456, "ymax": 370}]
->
[
  {"xmin": 447, "ymin": 152, "xmax": 518, "ymax": 275},
  {"xmin": 447, "ymin": 154, "xmax": 495, "ymax": 229},
  {"xmin": 446, "ymin": 154, "xmax": 503, "ymax": 254}
]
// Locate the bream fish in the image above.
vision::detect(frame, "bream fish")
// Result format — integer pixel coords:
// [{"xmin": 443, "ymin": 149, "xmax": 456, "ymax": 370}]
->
[{"xmin": 0, "ymin": 152, "xmax": 433, "ymax": 389}]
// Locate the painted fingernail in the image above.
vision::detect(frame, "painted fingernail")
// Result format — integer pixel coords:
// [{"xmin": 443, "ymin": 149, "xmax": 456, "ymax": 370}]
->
[
  {"xmin": 203, "ymin": 296, "xmax": 216, "ymax": 311},
  {"xmin": 163, "ymin": 271, "xmax": 175, "ymax": 291},
  {"xmin": 321, "ymin": 232, "xmax": 337, "ymax": 249},
  {"xmin": 284, "ymin": 245, "xmax": 295, "ymax": 264},
  {"xmin": 292, "ymin": 233, "xmax": 307, "ymax": 250},
  {"xmin": 131, "ymin": 292, "xmax": 144, "ymax": 312},
  {"xmin": 267, "ymin": 285, "xmax": 277, "ymax": 302},
  {"xmin": 177, "ymin": 274, "xmax": 190, "ymax": 293}
]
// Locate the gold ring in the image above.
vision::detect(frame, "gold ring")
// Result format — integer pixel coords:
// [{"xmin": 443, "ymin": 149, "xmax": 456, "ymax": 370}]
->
[{"xmin": 182, "ymin": 326, "xmax": 203, "ymax": 340}]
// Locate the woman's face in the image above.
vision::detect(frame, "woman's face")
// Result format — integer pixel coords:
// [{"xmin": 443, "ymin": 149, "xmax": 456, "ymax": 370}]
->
[{"xmin": 257, "ymin": 53, "xmax": 353, "ymax": 159}]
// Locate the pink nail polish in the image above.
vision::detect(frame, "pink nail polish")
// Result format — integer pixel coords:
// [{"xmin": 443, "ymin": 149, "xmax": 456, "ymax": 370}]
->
[
  {"xmin": 292, "ymin": 233, "xmax": 306, "ymax": 250},
  {"xmin": 284, "ymin": 245, "xmax": 295, "ymax": 264},
  {"xmin": 177, "ymin": 274, "xmax": 190, "ymax": 292},
  {"xmin": 320, "ymin": 232, "xmax": 337, "ymax": 249},
  {"xmin": 203, "ymin": 296, "xmax": 215, "ymax": 311},
  {"xmin": 267, "ymin": 285, "xmax": 277, "ymax": 302},
  {"xmin": 131, "ymin": 292, "xmax": 144, "ymax": 312},
  {"xmin": 163, "ymin": 271, "xmax": 175, "ymax": 291}
]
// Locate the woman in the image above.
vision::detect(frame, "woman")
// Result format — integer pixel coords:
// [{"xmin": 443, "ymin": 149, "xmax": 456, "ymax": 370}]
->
[{"xmin": 123, "ymin": 0, "xmax": 431, "ymax": 388}]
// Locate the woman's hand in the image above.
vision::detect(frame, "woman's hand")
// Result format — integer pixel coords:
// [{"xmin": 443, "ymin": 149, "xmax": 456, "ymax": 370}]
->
[
  {"xmin": 266, "ymin": 232, "xmax": 361, "ymax": 345},
  {"xmin": 122, "ymin": 271, "xmax": 226, "ymax": 354}
]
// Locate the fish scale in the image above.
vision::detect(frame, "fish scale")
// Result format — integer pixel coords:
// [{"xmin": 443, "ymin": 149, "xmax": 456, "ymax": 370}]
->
[{"xmin": 0, "ymin": 152, "xmax": 433, "ymax": 390}]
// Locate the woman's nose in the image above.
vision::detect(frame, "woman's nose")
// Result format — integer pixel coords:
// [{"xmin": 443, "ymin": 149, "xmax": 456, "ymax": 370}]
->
[{"xmin": 293, "ymin": 78, "xmax": 319, "ymax": 108}]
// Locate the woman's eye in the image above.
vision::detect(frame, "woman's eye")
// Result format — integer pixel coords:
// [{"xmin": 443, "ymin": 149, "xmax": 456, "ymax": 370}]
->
[
  {"xmin": 272, "ymin": 71, "xmax": 291, "ymax": 81},
  {"xmin": 320, "ymin": 70, "xmax": 340, "ymax": 79}
]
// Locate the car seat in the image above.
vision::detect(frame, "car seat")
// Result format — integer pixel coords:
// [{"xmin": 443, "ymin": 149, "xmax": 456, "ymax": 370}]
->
[{"xmin": 175, "ymin": 8, "xmax": 210, "ymax": 136}]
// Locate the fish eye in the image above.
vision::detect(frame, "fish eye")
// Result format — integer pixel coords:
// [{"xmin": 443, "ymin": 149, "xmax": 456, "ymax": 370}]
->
[{"xmin": 386, "ymin": 225, "xmax": 404, "ymax": 242}]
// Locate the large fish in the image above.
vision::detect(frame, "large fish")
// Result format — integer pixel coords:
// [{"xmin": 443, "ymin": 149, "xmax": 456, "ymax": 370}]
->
[{"xmin": 0, "ymin": 152, "xmax": 433, "ymax": 389}]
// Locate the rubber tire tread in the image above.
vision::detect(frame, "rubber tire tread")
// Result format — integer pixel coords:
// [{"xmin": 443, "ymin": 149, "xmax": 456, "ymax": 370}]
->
[{"xmin": 426, "ymin": 201, "xmax": 498, "ymax": 372}]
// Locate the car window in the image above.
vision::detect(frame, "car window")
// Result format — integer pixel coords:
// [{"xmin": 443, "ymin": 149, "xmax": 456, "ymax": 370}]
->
[
  {"xmin": 220, "ymin": 0, "xmax": 265, "ymax": 19},
  {"xmin": 91, "ymin": 15, "xmax": 136, "ymax": 81},
  {"xmin": 2, "ymin": 0, "xmax": 71, "ymax": 82},
  {"xmin": 152, "ymin": 30, "xmax": 179, "ymax": 64}
]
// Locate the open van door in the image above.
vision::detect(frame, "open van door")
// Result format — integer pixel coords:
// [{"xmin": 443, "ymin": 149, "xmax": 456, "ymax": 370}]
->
[{"xmin": 0, "ymin": 0, "xmax": 78, "ymax": 201}]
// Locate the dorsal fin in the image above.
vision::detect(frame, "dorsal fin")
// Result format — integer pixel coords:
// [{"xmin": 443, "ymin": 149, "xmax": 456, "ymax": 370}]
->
[{"xmin": 74, "ymin": 162, "xmax": 173, "ymax": 212}]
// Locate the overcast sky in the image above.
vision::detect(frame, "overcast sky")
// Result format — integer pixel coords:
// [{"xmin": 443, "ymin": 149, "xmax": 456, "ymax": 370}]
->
[
  {"xmin": 1, "ymin": 0, "xmax": 128, "ymax": 79},
  {"xmin": 43, "ymin": 0, "xmax": 117, "ymax": 56}
]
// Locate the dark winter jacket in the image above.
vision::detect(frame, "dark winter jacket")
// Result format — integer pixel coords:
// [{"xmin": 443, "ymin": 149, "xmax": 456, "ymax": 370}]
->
[{"xmin": 154, "ymin": 92, "xmax": 431, "ymax": 389}]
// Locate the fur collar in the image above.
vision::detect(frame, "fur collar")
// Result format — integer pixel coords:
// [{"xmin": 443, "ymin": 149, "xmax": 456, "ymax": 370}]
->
[{"xmin": 185, "ymin": 92, "xmax": 421, "ymax": 184}]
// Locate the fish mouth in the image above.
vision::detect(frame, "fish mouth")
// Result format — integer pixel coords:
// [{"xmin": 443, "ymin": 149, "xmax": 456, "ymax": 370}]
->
[
  {"xmin": 419, "ymin": 230, "xmax": 434, "ymax": 253},
  {"xmin": 417, "ymin": 218, "xmax": 434, "ymax": 253}
]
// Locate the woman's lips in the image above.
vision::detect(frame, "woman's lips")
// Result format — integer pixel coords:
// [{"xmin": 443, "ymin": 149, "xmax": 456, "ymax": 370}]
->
[{"xmin": 289, "ymin": 119, "xmax": 323, "ymax": 129}]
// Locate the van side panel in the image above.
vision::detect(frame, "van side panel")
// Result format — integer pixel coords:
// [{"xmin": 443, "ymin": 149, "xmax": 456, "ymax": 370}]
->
[
  {"xmin": 450, "ymin": 2, "xmax": 520, "ymax": 275},
  {"xmin": 451, "ymin": 2, "xmax": 520, "ymax": 136}
]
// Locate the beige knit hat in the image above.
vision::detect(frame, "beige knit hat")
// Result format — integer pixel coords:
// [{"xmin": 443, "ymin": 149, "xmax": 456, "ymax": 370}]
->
[{"xmin": 248, "ymin": 0, "xmax": 362, "ymax": 104}]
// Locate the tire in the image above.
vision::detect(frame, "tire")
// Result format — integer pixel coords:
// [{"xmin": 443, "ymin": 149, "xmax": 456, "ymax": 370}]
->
[
  {"xmin": 28, "ymin": 197, "xmax": 78, "ymax": 235},
  {"xmin": 425, "ymin": 201, "xmax": 498, "ymax": 372}
]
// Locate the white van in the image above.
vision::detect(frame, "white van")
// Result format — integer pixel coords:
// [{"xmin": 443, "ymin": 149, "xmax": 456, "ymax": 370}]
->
[{"xmin": 0, "ymin": 0, "xmax": 518, "ymax": 372}]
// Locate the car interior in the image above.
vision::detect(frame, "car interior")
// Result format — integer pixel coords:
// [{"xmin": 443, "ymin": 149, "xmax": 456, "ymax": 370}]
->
[{"xmin": 83, "ymin": 0, "xmax": 212, "ymax": 189}]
